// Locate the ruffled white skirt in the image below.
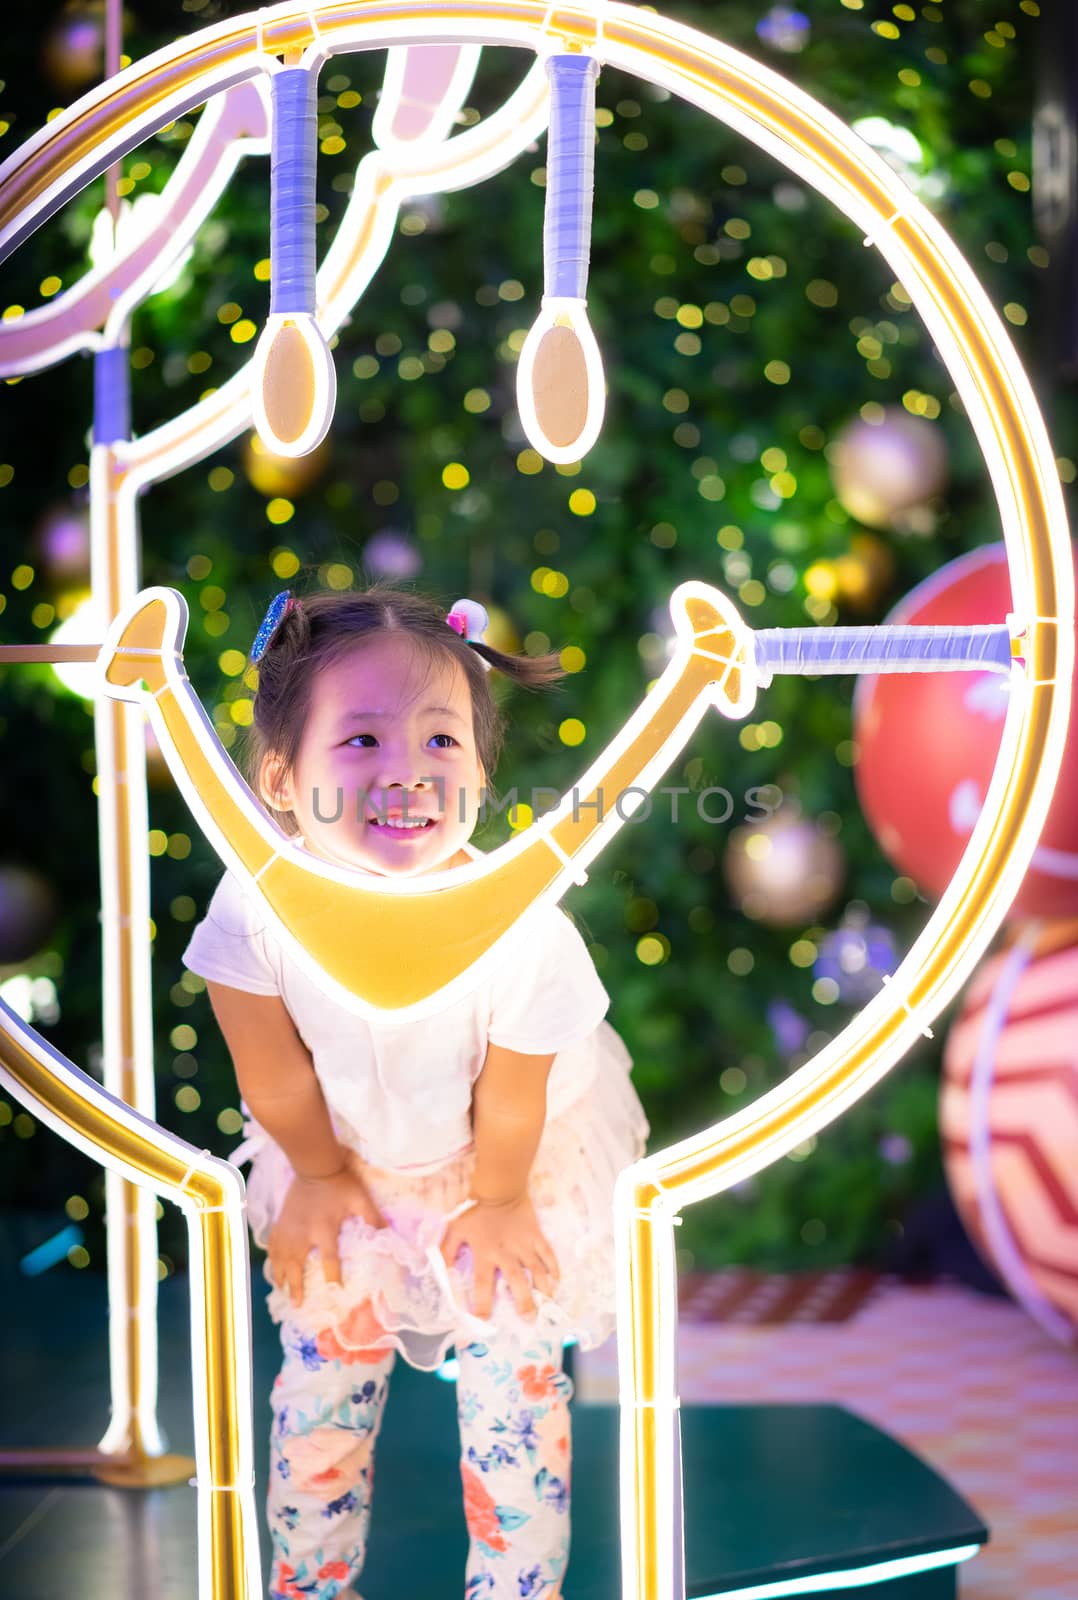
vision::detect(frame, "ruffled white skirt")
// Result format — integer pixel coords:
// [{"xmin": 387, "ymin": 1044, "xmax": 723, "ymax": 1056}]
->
[{"xmin": 232, "ymin": 1020, "xmax": 649, "ymax": 1371}]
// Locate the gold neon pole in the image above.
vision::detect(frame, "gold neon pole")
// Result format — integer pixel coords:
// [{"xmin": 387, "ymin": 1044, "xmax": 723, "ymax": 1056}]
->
[
  {"xmin": 92, "ymin": 448, "xmax": 192, "ymax": 1482},
  {"xmin": 96, "ymin": 0, "xmax": 171, "ymax": 1473},
  {"xmin": 0, "ymin": 999, "xmax": 262, "ymax": 1597},
  {"xmin": 0, "ymin": 8, "xmax": 1070, "ymax": 1600},
  {"xmin": 95, "ymin": 0, "xmax": 164, "ymax": 1432},
  {"xmin": 0, "ymin": 482, "xmax": 190, "ymax": 1487},
  {"xmin": 0, "ymin": 2, "xmax": 186, "ymax": 1491}
]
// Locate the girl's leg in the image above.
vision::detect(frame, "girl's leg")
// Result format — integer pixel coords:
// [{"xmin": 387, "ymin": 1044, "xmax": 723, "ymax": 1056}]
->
[
  {"xmin": 267, "ymin": 1318, "xmax": 395, "ymax": 1600},
  {"xmin": 456, "ymin": 1326, "xmax": 573, "ymax": 1600}
]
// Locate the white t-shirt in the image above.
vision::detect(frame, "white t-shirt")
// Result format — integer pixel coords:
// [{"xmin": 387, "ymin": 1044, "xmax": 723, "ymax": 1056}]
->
[{"xmin": 180, "ymin": 844, "xmax": 611, "ymax": 1172}]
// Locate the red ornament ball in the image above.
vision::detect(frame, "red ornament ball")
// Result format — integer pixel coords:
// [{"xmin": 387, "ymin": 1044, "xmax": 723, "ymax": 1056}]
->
[
  {"xmin": 942, "ymin": 927, "xmax": 1078, "ymax": 1341},
  {"xmin": 853, "ymin": 542, "xmax": 1078, "ymax": 919}
]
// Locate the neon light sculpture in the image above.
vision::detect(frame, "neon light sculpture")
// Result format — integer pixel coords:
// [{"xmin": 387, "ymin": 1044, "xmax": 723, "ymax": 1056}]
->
[{"xmin": 0, "ymin": 7, "xmax": 1071, "ymax": 1600}]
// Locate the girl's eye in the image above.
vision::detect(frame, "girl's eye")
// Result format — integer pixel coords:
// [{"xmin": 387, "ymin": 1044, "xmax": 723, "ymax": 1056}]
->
[{"xmin": 345, "ymin": 733, "xmax": 458, "ymax": 748}]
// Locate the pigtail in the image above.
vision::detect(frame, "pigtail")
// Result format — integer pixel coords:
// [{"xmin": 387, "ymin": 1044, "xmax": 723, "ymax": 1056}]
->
[{"xmin": 468, "ymin": 640, "xmax": 567, "ymax": 690}]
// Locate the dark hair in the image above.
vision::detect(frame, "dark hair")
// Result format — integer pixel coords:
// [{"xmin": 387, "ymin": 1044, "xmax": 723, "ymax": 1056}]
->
[{"xmin": 241, "ymin": 581, "xmax": 567, "ymax": 835}]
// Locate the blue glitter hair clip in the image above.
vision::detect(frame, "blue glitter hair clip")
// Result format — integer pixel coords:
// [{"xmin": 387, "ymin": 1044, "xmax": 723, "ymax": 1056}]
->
[{"xmin": 250, "ymin": 590, "xmax": 297, "ymax": 664}]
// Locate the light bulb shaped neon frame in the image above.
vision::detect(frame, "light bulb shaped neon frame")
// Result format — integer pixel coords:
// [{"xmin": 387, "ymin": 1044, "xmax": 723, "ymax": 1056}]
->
[
  {"xmin": 250, "ymin": 57, "xmax": 338, "ymax": 456},
  {"xmin": 371, "ymin": 42, "xmax": 482, "ymax": 148},
  {"xmin": 516, "ymin": 51, "xmax": 606, "ymax": 462},
  {"xmin": 0, "ymin": 7, "xmax": 1072, "ymax": 1600},
  {"xmin": 0, "ymin": 79, "xmax": 272, "ymax": 377}
]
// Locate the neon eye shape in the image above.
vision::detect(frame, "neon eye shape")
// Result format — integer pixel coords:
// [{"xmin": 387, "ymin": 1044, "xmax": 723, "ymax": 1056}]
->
[{"xmin": 250, "ymin": 69, "xmax": 338, "ymax": 458}]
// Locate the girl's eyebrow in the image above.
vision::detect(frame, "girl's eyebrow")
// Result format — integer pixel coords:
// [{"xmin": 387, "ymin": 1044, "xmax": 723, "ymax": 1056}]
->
[{"xmin": 337, "ymin": 705, "xmax": 466, "ymax": 726}]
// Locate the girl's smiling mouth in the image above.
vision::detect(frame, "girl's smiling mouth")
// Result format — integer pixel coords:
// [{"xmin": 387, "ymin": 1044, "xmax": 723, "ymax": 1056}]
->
[{"xmin": 367, "ymin": 814, "xmax": 440, "ymax": 836}]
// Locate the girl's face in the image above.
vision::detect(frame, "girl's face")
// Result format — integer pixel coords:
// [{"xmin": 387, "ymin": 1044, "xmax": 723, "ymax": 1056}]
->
[{"xmin": 259, "ymin": 632, "xmax": 486, "ymax": 877}]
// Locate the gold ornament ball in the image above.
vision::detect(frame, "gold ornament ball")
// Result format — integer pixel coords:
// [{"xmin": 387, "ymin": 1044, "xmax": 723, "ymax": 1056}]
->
[
  {"xmin": 724, "ymin": 811, "xmax": 845, "ymax": 928},
  {"xmin": 832, "ymin": 532, "xmax": 897, "ymax": 613},
  {"xmin": 830, "ymin": 407, "xmax": 948, "ymax": 532},
  {"xmin": 242, "ymin": 432, "xmax": 332, "ymax": 499},
  {"xmin": 483, "ymin": 604, "xmax": 521, "ymax": 657},
  {"xmin": 41, "ymin": 3, "xmax": 107, "ymax": 93}
]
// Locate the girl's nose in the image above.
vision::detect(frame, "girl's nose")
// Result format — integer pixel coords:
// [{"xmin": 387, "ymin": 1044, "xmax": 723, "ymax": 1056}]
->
[
  {"xmin": 382, "ymin": 775, "xmax": 433, "ymax": 796},
  {"xmin": 372, "ymin": 748, "xmax": 437, "ymax": 792}
]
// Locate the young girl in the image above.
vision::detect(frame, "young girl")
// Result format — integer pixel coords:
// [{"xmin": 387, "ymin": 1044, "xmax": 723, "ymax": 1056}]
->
[{"xmin": 181, "ymin": 583, "xmax": 649, "ymax": 1600}]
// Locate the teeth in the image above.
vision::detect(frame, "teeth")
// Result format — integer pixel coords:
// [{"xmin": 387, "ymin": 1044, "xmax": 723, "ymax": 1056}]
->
[{"xmin": 372, "ymin": 818, "xmax": 432, "ymax": 829}]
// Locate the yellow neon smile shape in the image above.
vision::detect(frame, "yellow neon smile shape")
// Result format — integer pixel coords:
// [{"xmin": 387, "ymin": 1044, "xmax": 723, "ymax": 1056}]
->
[{"xmin": 98, "ymin": 581, "xmax": 752, "ymax": 1017}]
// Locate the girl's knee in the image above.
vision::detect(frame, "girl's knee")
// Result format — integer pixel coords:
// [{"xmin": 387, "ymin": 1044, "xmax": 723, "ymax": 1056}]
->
[{"xmin": 277, "ymin": 1424, "xmax": 378, "ymax": 1499}]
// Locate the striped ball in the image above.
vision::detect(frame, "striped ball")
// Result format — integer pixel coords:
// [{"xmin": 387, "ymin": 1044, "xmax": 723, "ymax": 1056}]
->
[{"xmin": 941, "ymin": 932, "xmax": 1078, "ymax": 1340}]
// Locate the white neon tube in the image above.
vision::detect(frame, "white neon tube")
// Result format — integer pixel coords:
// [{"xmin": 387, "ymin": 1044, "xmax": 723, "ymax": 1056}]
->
[{"xmin": 698, "ymin": 1543, "xmax": 981, "ymax": 1599}]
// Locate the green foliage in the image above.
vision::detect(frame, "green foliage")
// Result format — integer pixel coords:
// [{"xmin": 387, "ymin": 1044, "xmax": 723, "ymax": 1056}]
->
[{"xmin": 1, "ymin": 1, "xmax": 1072, "ymax": 1281}]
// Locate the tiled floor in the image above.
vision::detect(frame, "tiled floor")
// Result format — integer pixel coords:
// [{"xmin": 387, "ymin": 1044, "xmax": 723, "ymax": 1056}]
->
[{"xmin": 576, "ymin": 1275, "xmax": 1078, "ymax": 1600}]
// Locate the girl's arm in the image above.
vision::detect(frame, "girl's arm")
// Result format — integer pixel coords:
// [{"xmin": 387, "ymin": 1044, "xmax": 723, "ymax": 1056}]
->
[
  {"xmin": 441, "ymin": 1041, "xmax": 561, "ymax": 1319},
  {"xmin": 469, "ymin": 1040, "xmax": 556, "ymax": 1205},
  {"xmin": 205, "ymin": 980, "xmax": 348, "ymax": 1178},
  {"xmin": 205, "ymin": 981, "xmax": 385, "ymax": 1304}
]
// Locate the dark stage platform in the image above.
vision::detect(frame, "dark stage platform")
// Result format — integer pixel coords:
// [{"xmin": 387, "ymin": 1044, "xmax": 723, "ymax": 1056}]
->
[{"xmin": 0, "ymin": 1261, "xmax": 986, "ymax": 1598}]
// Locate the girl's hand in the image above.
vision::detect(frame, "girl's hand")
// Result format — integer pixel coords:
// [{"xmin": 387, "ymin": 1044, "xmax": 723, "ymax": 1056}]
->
[
  {"xmin": 267, "ymin": 1165, "xmax": 386, "ymax": 1307},
  {"xmin": 440, "ymin": 1194, "xmax": 560, "ymax": 1320}
]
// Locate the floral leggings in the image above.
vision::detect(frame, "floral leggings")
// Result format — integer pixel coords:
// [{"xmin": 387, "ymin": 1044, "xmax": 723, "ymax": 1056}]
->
[{"xmin": 267, "ymin": 1317, "xmax": 573, "ymax": 1600}]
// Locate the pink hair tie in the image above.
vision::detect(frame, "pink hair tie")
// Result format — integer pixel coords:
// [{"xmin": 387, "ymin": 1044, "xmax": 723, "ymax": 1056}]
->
[{"xmin": 446, "ymin": 598, "xmax": 493, "ymax": 671}]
